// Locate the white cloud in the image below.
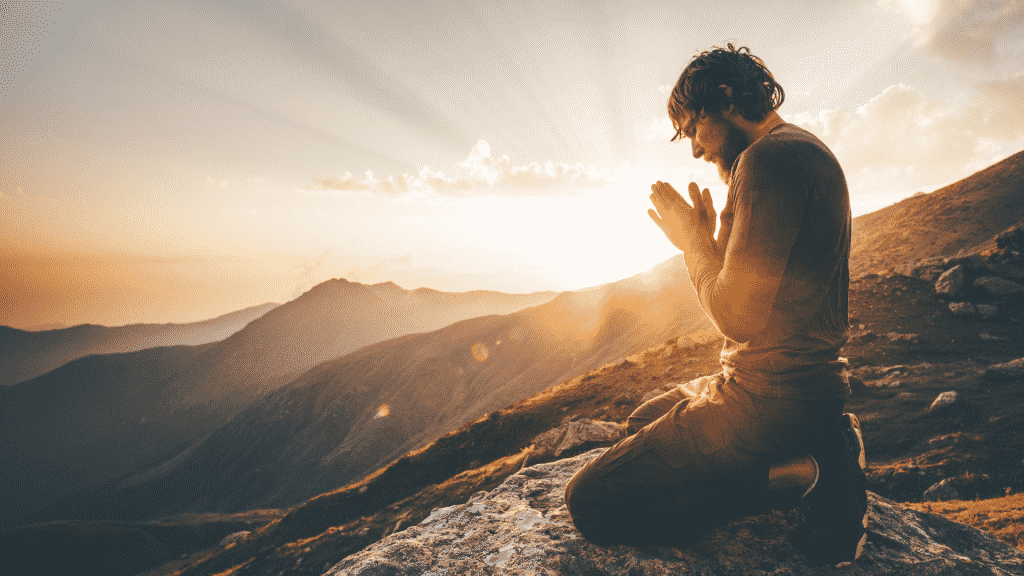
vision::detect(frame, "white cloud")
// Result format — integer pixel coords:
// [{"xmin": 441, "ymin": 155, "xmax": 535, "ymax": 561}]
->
[
  {"xmin": 883, "ymin": 0, "xmax": 1024, "ymax": 64},
  {"xmin": 305, "ymin": 140, "xmax": 616, "ymax": 197},
  {"xmin": 787, "ymin": 82, "xmax": 1023, "ymax": 213}
]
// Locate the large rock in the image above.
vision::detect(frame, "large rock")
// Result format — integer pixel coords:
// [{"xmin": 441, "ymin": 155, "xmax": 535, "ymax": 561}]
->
[
  {"xmin": 327, "ymin": 449, "xmax": 1024, "ymax": 575},
  {"xmin": 935, "ymin": 265, "xmax": 966, "ymax": 297},
  {"xmin": 973, "ymin": 276, "xmax": 1024, "ymax": 297},
  {"xmin": 530, "ymin": 419, "xmax": 625, "ymax": 460},
  {"xmin": 986, "ymin": 358, "xmax": 1024, "ymax": 380}
]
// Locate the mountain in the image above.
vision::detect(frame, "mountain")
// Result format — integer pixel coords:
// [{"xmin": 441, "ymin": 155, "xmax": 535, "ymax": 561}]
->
[
  {"xmin": 37, "ymin": 255, "xmax": 711, "ymax": 525},
  {"xmin": 850, "ymin": 149, "xmax": 1024, "ymax": 276},
  {"xmin": 1, "ymin": 282, "xmax": 556, "ymax": 529},
  {"xmin": 0, "ymin": 302, "xmax": 280, "ymax": 387}
]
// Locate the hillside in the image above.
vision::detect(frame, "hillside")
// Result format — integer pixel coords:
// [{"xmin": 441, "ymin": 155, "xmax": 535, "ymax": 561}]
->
[
  {"xmin": 0, "ymin": 302, "xmax": 279, "ymax": 387},
  {"xmin": 0, "ymin": 282, "xmax": 556, "ymax": 529},
  {"xmin": 850, "ymin": 149, "xmax": 1024, "ymax": 275},
  {"xmin": 34, "ymin": 256, "xmax": 711, "ymax": 525}
]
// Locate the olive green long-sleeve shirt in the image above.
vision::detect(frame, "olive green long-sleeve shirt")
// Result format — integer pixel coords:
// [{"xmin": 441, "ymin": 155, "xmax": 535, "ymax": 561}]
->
[{"xmin": 683, "ymin": 123, "xmax": 851, "ymax": 400}]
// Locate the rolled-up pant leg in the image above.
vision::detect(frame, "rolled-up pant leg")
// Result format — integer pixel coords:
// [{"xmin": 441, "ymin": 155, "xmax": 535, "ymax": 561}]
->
[{"xmin": 563, "ymin": 374, "xmax": 843, "ymax": 547}]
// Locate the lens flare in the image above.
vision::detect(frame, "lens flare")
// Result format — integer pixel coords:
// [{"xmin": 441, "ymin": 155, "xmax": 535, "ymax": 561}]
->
[
  {"xmin": 374, "ymin": 404, "xmax": 390, "ymax": 419},
  {"xmin": 471, "ymin": 342, "xmax": 489, "ymax": 362}
]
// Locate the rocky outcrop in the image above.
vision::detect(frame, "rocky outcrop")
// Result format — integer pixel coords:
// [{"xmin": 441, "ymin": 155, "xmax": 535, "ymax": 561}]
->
[
  {"xmin": 530, "ymin": 419, "xmax": 624, "ymax": 461},
  {"xmin": 986, "ymin": 357, "xmax": 1024, "ymax": 381},
  {"xmin": 328, "ymin": 448, "xmax": 1024, "ymax": 575}
]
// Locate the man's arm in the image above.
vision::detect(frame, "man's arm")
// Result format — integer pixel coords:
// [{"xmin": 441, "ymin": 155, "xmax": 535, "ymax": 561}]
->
[{"xmin": 676, "ymin": 154, "xmax": 807, "ymax": 342}]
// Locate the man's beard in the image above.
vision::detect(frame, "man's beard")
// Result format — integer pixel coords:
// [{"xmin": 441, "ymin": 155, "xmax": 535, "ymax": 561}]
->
[{"xmin": 713, "ymin": 117, "xmax": 749, "ymax": 186}]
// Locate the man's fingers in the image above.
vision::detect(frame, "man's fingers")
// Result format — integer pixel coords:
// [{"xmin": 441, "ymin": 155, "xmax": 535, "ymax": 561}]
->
[{"xmin": 701, "ymin": 187, "xmax": 714, "ymax": 212}]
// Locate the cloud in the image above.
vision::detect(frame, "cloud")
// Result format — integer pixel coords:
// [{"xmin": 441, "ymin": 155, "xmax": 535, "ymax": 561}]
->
[
  {"xmin": 305, "ymin": 140, "xmax": 615, "ymax": 198},
  {"xmin": 884, "ymin": 0, "xmax": 1024, "ymax": 65},
  {"xmin": 786, "ymin": 82, "xmax": 1023, "ymax": 211}
]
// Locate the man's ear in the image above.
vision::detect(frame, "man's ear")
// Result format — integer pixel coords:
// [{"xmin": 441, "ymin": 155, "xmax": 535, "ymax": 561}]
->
[{"xmin": 718, "ymin": 84, "xmax": 735, "ymax": 114}]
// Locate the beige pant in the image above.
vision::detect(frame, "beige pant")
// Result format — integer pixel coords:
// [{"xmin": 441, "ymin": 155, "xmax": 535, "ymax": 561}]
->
[{"xmin": 564, "ymin": 373, "xmax": 844, "ymax": 546}]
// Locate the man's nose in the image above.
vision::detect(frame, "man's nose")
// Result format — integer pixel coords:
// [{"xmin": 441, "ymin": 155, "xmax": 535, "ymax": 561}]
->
[{"xmin": 692, "ymin": 140, "xmax": 703, "ymax": 159}]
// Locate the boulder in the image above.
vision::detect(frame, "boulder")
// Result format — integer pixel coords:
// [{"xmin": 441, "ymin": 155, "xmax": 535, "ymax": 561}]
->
[
  {"xmin": 985, "ymin": 357, "xmax": 1024, "ymax": 380},
  {"xmin": 996, "ymin": 225, "xmax": 1024, "ymax": 252},
  {"xmin": 973, "ymin": 276, "xmax": 1024, "ymax": 297},
  {"xmin": 530, "ymin": 419, "xmax": 624, "ymax": 460},
  {"xmin": 892, "ymin": 260, "xmax": 945, "ymax": 282},
  {"xmin": 923, "ymin": 479, "xmax": 960, "ymax": 502},
  {"xmin": 929, "ymin": 391, "xmax": 961, "ymax": 412},
  {"xmin": 935, "ymin": 265, "xmax": 966, "ymax": 297},
  {"xmin": 985, "ymin": 262, "xmax": 1024, "ymax": 282},
  {"xmin": 328, "ymin": 449, "xmax": 1024, "ymax": 575},
  {"xmin": 949, "ymin": 301, "xmax": 976, "ymax": 316}
]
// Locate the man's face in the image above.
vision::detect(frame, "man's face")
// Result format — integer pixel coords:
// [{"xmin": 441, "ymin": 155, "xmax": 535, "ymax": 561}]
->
[{"xmin": 675, "ymin": 108, "xmax": 749, "ymax": 185}]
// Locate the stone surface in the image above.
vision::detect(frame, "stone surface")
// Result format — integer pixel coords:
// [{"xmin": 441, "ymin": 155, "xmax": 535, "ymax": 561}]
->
[
  {"xmin": 997, "ymin": 226, "xmax": 1024, "ymax": 252},
  {"xmin": 929, "ymin": 391, "xmax": 961, "ymax": 411},
  {"xmin": 935, "ymin": 264, "xmax": 966, "ymax": 297},
  {"xmin": 531, "ymin": 419, "xmax": 624, "ymax": 460},
  {"xmin": 923, "ymin": 479, "xmax": 960, "ymax": 502},
  {"xmin": 949, "ymin": 301, "xmax": 977, "ymax": 316},
  {"xmin": 976, "ymin": 303, "xmax": 999, "ymax": 319},
  {"xmin": 219, "ymin": 531, "xmax": 250, "ymax": 546},
  {"xmin": 974, "ymin": 276, "xmax": 1024, "ymax": 297},
  {"xmin": 985, "ymin": 357, "xmax": 1024, "ymax": 380},
  {"xmin": 986, "ymin": 262, "xmax": 1024, "ymax": 281},
  {"xmin": 328, "ymin": 449, "xmax": 1024, "ymax": 576},
  {"xmin": 944, "ymin": 254, "xmax": 987, "ymax": 269}
]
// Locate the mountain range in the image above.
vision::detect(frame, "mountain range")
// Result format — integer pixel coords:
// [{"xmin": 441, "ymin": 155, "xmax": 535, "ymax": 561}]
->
[
  {"xmin": 25, "ymin": 254, "xmax": 711, "ymax": 525},
  {"xmin": 0, "ymin": 283, "xmax": 556, "ymax": 529},
  {"xmin": 0, "ymin": 302, "xmax": 280, "ymax": 387}
]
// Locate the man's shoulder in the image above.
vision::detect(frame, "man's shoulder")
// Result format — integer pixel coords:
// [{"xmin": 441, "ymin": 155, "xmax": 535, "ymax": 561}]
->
[{"xmin": 736, "ymin": 123, "xmax": 840, "ymax": 178}]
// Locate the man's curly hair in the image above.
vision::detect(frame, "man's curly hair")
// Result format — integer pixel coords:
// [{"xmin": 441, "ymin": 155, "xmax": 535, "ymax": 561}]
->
[{"xmin": 668, "ymin": 43, "xmax": 784, "ymax": 137}]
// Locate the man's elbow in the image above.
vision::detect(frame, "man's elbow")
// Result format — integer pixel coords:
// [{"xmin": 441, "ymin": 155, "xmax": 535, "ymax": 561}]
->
[{"xmin": 715, "ymin": 317, "xmax": 768, "ymax": 343}]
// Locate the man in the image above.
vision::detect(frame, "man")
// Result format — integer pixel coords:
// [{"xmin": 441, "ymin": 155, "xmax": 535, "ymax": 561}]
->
[{"xmin": 564, "ymin": 44, "xmax": 868, "ymax": 568}]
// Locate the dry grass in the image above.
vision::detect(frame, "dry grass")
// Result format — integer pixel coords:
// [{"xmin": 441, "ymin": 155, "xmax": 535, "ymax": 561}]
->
[{"xmin": 904, "ymin": 492, "xmax": 1024, "ymax": 551}]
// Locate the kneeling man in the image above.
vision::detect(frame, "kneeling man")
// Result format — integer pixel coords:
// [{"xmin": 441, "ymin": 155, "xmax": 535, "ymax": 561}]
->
[{"xmin": 564, "ymin": 44, "xmax": 867, "ymax": 568}]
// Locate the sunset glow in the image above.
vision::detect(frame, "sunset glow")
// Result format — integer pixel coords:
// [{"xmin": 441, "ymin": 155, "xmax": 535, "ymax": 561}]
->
[{"xmin": 2, "ymin": 0, "xmax": 1022, "ymax": 329}]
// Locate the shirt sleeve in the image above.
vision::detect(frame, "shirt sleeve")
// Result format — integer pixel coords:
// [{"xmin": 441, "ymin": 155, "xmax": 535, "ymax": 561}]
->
[{"xmin": 683, "ymin": 147, "xmax": 808, "ymax": 343}]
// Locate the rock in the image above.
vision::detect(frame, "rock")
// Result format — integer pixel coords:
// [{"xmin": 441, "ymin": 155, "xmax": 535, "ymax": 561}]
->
[
  {"xmin": 851, "ymin": 365, "xmax": 906, "ymax": 379},
  {"xmin": 935, "ymin": 264, "xmax": 966, "ymax": 297},
  {"xmin": 979, "ymin": 333, "xmax": 1007, "ymax": 341},
  {"xmin": 973, "ymin": 276, "xmax": 1024, "ymax": 297},
  {"xmin": 986, "ymin": 262, "xmax": 1024, "ymax": 282},
  {"xmin": 219, "ymin": 531, "xmax": 251, "ymax": 546},
  {"xmin": 327, "ymin": 449, "xmax": 1024, "ymax": 576},
  {"xmin": 985, "ymin": 357, "xmax": 1024, "ymax": 380},
  {"xmin": 949, "ymin": 301, "xmax": 977, "ymax": 316},
  {"xmin": 976, "ymin": 303, "xmax": 999, "ymax": 319},
  {"xmin": 892, "ymin": 259, "xmax": 945, "ymax": 281},
  {"xmin": 943, "ymin": 254, "xmax": 987, "ymax": 269},
  {"xmin": 531, "ymin": 419, "xmax": 624, "ymax": 460},
  {"xmin": 867, "ymin": 371, "xmax": 902, "ymax": 388},
  {"xmin": 929, "ymin": 391, "xmax": 961, "ymax": 411},
  {"xmin": 923, "ymin": 479, "xmax": 961, "ymax": 502},
  {"xmin": 886, "ymin": 332, "xmax": 920, "ymax": 343},
  {"xmin": 996, "ymin": 225, "xmax": 1024, "ymax": 252}
]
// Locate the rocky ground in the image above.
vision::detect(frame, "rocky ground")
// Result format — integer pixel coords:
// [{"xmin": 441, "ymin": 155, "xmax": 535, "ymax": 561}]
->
[{"xmin": 330, "ymin": 449, "xmax": 1024, "ymax": 575}]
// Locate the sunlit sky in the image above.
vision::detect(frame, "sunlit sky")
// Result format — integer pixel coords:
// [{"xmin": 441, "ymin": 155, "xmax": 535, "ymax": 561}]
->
[{"xmin": 2, "ymin": 0, "xmax": 1023, "ymax": 329}]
